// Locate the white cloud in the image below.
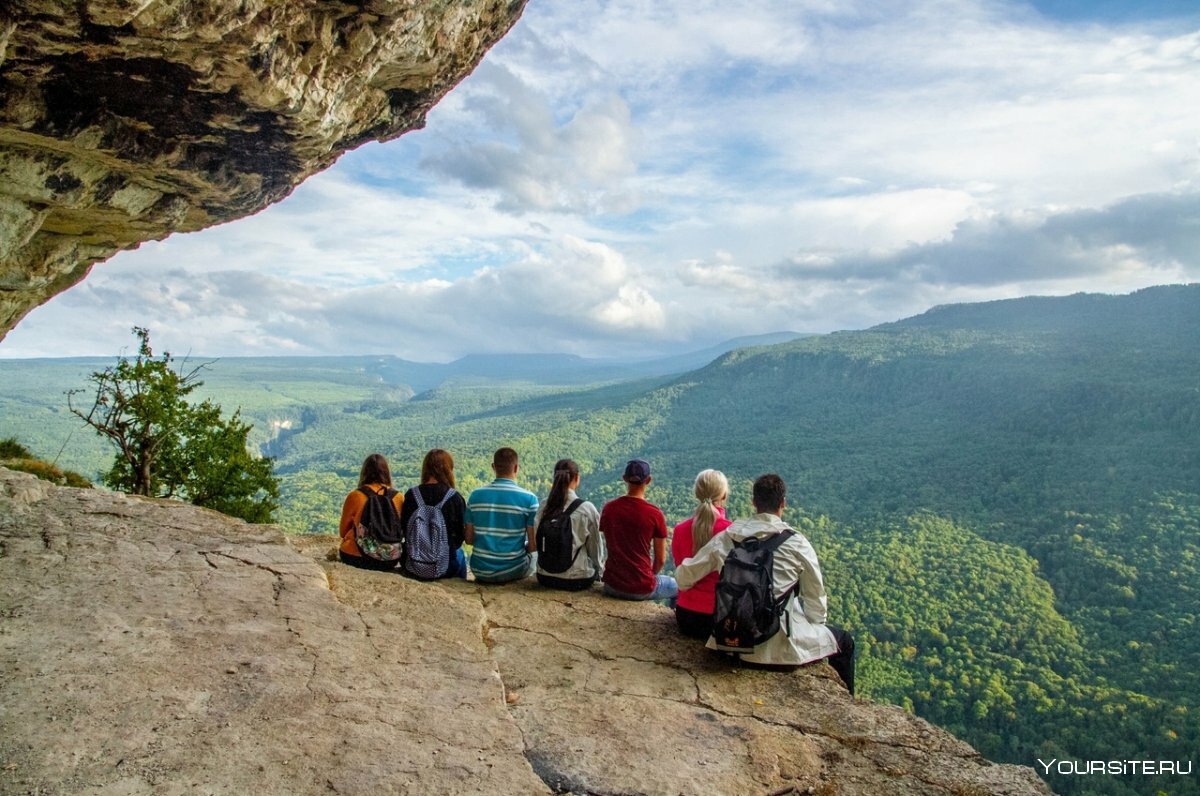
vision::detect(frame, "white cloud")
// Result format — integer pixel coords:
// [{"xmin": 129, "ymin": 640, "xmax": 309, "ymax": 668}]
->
[
  {"xmin": 422, "ymin": 63, "xmax": 638, "ymax": 214},
  {"xmin": 678, "ymin": 252, "xmax": 761, "ymax": 294},
  {"xmin": 3, "ymin": 0, "xmax": 1200, "ymax": 359},
  {"xmin": 773, "ymin": 192, "xmax": 1200, "ymax": 288},
  {"xmin": 2, "ymin": 235, "xmax": 672, "ymax": 360}
]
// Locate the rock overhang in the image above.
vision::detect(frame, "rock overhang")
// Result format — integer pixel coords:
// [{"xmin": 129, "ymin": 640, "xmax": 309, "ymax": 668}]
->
[{"xmin": 0, "ymin": 0, "xmax": 527, "ymax": 338}]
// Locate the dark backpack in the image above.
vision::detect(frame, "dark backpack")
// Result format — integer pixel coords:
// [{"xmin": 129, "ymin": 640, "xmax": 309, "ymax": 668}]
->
[
  {"xmin": 536, "ymin": 498, "xmax": 585, "ymax": 574},
  {"xmin": 711, "ymin": 530, "xmax": 797, "ymax": 652},
  {"xmin": 354, "ymin": 486, "xmax": 403, "ymax": 561},
  {"xmin": 403, "ymin": 487, "xmax": 456, "ymax": 579}
]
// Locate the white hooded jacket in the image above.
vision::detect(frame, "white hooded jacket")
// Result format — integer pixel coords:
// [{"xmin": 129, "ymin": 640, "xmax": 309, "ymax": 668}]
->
[{"xmin": 676, "ymin": 512, "xmax": 838, "ymax": 665}]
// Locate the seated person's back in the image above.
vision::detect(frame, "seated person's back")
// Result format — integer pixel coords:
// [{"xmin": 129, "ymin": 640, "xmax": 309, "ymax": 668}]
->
[
  {"xmin": 466, "ymin": 447, "xmax": 539, "ymax": 583},
  {"xmin": 599, "ymin": 459, "xmax": 676, "ymax": 602}
]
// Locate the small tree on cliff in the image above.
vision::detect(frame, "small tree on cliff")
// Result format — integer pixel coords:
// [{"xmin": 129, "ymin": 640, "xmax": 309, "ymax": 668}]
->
[{"xmin": 68, "ymin": 327, "xmax": 279, "ymax": 522}]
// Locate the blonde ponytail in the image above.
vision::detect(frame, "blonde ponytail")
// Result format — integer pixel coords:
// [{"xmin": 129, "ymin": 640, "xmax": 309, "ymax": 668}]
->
[{"xmin": 690, "ymin": 469, "xmax": 729, "ymax": 551}]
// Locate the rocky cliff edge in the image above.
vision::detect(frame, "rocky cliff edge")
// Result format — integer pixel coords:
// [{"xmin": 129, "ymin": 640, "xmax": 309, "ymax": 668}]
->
[{"xmin": 0, "ymin": 467, "xmax": 1050, "ymax": 795}]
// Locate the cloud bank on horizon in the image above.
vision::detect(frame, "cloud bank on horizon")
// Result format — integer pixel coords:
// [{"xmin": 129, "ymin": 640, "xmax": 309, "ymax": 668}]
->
[{"xmin": 3, "ymin": 0, "xmax": 1198, "ymax": 360}]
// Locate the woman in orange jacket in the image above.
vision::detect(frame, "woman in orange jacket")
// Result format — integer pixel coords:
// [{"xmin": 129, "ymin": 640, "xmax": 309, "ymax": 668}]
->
[{"xmin": 338, "ymin": 453, "xmax": 405, "ymax": 571}]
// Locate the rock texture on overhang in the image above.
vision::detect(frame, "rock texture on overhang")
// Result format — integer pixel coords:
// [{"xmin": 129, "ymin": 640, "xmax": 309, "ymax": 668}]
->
[
  {"xmin": 0, "ymin": 467, "xmax": 1051, "ymax": 795},
  {"xmin": 0, "ymin": 0, "xmax": 526, "ymax": 339}
]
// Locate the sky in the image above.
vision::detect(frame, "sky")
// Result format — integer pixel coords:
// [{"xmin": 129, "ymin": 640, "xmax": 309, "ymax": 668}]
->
[{"xmin": 3, "ymin": 0, "xmax": 1199, "ymax": 361}]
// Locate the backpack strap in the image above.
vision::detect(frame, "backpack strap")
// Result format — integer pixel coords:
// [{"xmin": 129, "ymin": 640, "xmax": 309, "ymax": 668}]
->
[
  {"xmin": 759, "ymin": 528, "xmax": 793, "ymax": 553},
  {"xmin": 359, "ymin": 485, "xmax": 398, "ymax": 509},
  {"xmin": 762, "ymin": 530, "xmax": 800, "ymax": 620},
  {"xmin": 561, "ymin": 499, "xmax": 587, "ymax": 569},
  {"xmin": 433, "ymin": 487, "xmax": 457, "ymax": 509},
  {"xmin": 536, "ymin": 498, "xmax": 585, "ymax": 532},
  {"xmin": 410, "ymin": 487, "xmax": 427, "ymax": 509}
]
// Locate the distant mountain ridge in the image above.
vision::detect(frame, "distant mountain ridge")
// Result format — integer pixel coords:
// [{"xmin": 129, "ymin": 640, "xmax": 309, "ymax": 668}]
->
[
  {"xmin": 670, "ymin": 283, "xmax": 1200, "ymax": 504},
  {"xmin": 881, "ymin": 283, "xmax": 1200, "ymax": 337},
  {"xmin": 429, "ymin": 331, "xmax": 810, "ymax": 388},
  {"xmin": 281, "ymin": 331, "xmax": 812, "ymax": 392}
]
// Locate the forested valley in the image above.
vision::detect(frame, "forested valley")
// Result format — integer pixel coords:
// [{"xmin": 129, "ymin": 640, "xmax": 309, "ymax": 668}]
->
[{"xmin": 2, "ymin": 284, "xmax": 1197, "ymax": 795}]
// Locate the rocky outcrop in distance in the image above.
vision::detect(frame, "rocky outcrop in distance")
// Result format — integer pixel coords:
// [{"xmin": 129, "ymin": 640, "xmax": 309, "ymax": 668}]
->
[
  {"xmin": 0, "ymin": 467, "xmax": 1050, "ymax": 795},
  {"xmin": 0, "ymin": 0, "xmax": 526, "ymax": 338}
]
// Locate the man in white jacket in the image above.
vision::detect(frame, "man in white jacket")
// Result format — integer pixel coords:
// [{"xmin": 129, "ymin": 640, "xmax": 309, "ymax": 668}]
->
[{"xmin": 676, "ymin": 473, "xmax": 855, "ymax": 694}]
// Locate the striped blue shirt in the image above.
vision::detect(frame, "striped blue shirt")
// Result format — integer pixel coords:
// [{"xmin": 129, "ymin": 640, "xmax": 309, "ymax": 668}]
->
[{"xmin": 466, "ymin": 478, "xmax": 539, "ymax": 581}]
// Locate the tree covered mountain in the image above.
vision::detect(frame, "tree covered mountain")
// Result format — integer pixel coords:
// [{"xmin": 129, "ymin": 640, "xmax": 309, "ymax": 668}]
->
[{"xmin": 623, "ymin": 284, "xmax": 1200, "ymax": 794}]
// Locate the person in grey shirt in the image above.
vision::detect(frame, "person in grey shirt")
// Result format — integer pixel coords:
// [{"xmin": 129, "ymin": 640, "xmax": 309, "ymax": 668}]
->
[{"xmin": 534, "ymin": 458, "xmax": 605, "ymax": 590}]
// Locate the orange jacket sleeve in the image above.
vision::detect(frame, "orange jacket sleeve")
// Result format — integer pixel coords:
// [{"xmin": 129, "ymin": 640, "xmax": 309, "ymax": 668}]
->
[
  {"xmin": 339, "ymin": 489, "xmax": 366, "ymax": 550},
  {"xmin": 340, "ymin": 489, "xmax": 365, "ymax": 538}
]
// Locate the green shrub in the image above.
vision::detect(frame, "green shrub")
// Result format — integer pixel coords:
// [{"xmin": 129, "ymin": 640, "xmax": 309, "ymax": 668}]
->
[
  {"xmin": 1, "ymin": 437, "xmax": 93, "ymax": 488},
  {"xmin": 3, "ymin": 457, "xmax": 93, "ymax": 488},
  {"xmin": 0, "ymin": 437, "xmax": 33, "ymax": 459}
]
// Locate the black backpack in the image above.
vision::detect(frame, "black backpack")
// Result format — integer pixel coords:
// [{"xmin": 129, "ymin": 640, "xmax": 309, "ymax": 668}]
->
[
  {"xmin": 711, "ymin": 530, "xmax": 797, "ymax": 652},
  {"xmin": 353, "ymin": 486, "xmax": 403, "ymax": 561},
  {"xmin": 536, "ymin": 498, "xmax": 585, "ymax": 574}
]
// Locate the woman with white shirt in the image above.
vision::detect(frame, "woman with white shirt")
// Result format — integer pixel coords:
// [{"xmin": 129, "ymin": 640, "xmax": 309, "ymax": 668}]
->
[{"xmin": 534, "ymin": 458, "xmax": 605, "ymax": 591}]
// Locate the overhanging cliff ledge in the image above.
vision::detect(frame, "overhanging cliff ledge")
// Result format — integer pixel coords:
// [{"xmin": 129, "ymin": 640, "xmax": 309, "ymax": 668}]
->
[
  {"xmin": 0, "ymin": 0, "xmax": 527, "ymax": 338},
  {"xmin": 0, "ymin": 467, "xmax": 1050, "ymax": 794}
]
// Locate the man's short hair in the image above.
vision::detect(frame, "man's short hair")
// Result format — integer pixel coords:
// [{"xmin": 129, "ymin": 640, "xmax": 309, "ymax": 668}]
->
[
  {"xmin": 493, "ymin": 447, "xmax": 519, "ymax": 474},
  {"xmin": 752, "ymin": 473, "xmax": 786, "ymax": 514}
]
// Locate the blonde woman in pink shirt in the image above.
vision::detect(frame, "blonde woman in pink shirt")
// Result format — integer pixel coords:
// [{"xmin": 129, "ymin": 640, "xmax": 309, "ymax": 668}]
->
[{"xmin": 671, "ymin": 469, "xmax": 732, "ymax": 639}]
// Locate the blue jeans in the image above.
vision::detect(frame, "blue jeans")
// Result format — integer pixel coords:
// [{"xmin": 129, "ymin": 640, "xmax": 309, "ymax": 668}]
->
[
  {"xmin": 472, "ymin": 553, "xmax": 534, "ymax": 584},
  {"xmin": 604, "ymin": 575, "xmax": 678, "ymax": 604},
  {"xmin": 444, "ymin": 548, "xmax": 468, "ymax": 580}
]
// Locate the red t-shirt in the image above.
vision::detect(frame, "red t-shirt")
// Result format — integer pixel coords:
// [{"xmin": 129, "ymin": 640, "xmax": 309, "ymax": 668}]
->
[
  {"xmin": 599, "ymin": 495, "xmax": 668, "ymax": 595},
  {"xmin": 670, "ymin": 507, "xmax": 732, "ymax": 614}
]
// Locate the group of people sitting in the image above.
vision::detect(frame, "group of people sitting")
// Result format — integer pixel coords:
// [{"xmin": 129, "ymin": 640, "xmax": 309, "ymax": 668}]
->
[{"xmin": 338, "ymin": 447, "xmax": 855, "ymax": 694}]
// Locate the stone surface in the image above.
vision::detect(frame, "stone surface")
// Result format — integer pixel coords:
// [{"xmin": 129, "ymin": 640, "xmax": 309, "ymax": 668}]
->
[
  {"xmin": 0, "ymin": 1, "xmax": 526, "ymax": 338},
  {"xmin": 0, "ymin": 467, "xmax": 1052, "ymax": 795}
]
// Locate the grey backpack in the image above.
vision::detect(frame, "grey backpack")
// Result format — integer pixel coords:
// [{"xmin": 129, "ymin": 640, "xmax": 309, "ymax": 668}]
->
[{"xmin": 403, "ymin": 488, "xmax": 455, "ymax": 579}]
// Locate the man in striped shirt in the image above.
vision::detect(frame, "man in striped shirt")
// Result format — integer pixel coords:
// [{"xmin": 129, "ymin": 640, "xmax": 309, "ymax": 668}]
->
[{"xmin": 465, "ymin": 447, "xmax": 540, "ymax": 583}]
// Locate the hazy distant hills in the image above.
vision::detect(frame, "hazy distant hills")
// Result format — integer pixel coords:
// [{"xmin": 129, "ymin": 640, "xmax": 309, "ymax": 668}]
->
[
  {"xmin": 378, "ymin": 330, "xmax": 810, "ymax": 391},
  {"xmin": 0, "ymin": 331, "xmax": 809, "ymax": 480}
]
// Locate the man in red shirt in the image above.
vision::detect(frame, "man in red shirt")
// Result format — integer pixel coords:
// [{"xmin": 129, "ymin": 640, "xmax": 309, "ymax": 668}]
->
[{"xmin": 599, "ymin": 459, "xmax": 678, "ymax": 602}]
